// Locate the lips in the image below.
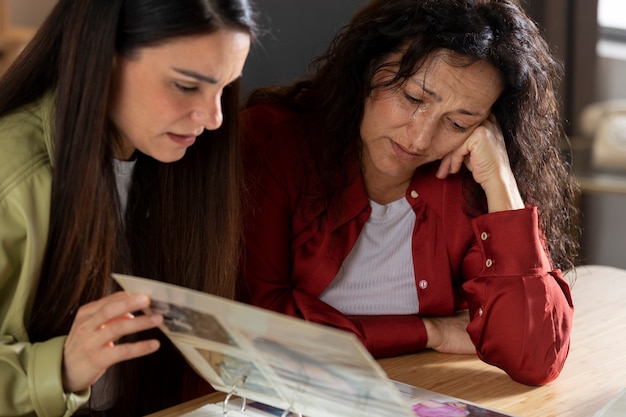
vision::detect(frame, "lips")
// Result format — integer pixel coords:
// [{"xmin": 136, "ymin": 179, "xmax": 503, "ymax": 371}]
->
[
  {"xmin": 390, "ymin": 140, "xmax": 421, "ymax": 162},
  {"xmin": 167, "ymin": 133, "xmax": 197, "ymax": 146},
  {"xmin": 171, "ymin": 133, "xmax": 196, "ymax": 140}
]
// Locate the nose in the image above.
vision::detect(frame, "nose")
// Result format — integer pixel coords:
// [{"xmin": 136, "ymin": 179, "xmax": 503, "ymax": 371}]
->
[
  {"xmin": 190, "ymin": 94, "xmax": 223, "ymax": 131},
  {"xmin": 407, "ymin": 112, "xmax": 436, "ymax": 152}
]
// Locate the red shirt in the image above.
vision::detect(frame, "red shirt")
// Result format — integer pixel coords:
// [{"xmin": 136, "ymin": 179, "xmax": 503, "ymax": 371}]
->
[{"xmin": 238, "ymin": 104, "xmax": 574, "ymax": 386}]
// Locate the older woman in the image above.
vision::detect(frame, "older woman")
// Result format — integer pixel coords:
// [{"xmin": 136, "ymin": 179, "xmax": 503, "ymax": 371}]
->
[{"xmin": 238, "ymin": 0, "xmax": 578, "ymax": 386}]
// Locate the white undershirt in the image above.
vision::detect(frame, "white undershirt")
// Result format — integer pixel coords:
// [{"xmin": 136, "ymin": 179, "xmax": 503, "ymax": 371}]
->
[
  {"xmin": 113, "ymin": 158, "xmax": 136, "ymax": 215},
  {"xmin": 320, "ymin": 197, "xmax": 419, "ymax": 315},
  {"xmin": 86, "ymin": 159, "xmax": 135, "ymax": 411}
]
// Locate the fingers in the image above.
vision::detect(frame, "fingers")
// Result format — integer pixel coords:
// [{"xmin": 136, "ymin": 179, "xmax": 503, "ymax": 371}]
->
[
  {"xmin": 76, "ymin": 291, "xmax": 147, "ymax": 321},
  {"xmin": 62, "ymin": 292, "xmax": 163, "ymax": 393},
  {"xmin": 90, "ymin": 314, "xmax": 162, "ymax": 369},
  {"xmin": 94, "ymin": 310, "xmax": 163, "ymax": 348},
  {"xmin": 436, "ymin": 142, "xmax": 470, "ymax": 179},
  {"xmin": 436, "ymin": 114, "xmax": 498, "ymax": 179},
  {"xmin": 435, "ymin": 157, "xmax": 450, "ymax": 179},
  {"xmin": 73, "ymin": 291, "xmax": 131, "ymax": 318},
  {"xmin": 436, "ymin": 114, "xmax": 508, "ymax": 183},
  {"xmin": 74, "ymin": 292, "xmax": 160, "ymax": 345}
]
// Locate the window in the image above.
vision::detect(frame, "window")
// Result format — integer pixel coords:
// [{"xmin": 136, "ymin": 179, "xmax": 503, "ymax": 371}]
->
[{"xmin": 598, "ymin": 0, "xmax": 626, "ymax": 40}]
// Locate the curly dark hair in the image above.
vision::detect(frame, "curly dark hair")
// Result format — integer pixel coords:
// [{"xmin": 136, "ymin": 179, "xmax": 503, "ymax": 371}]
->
[{"xmin": 245, "ymin": 0, "xmax": 580, "ymax": 272}]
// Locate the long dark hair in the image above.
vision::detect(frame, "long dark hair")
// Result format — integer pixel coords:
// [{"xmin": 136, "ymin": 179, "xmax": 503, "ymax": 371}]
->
[
  {"xmin": 0, "ymin": 0, "xmax": 257, "ymax": 414},
  {"xmin": 245, "ymin": 0, "xmax": 579, "ymax": 272}
]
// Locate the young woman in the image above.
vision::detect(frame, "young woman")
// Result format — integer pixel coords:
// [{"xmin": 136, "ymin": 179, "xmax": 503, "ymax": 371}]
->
[
  {"xmin": 238, "ymin": 0, "xmax": 579, "ymax": 386},
  {"xmin": 0, "ymin": 0, "xmax": 257, "ymax": 415}
]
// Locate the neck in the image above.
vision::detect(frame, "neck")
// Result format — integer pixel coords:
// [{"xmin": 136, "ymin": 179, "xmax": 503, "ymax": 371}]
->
[{"xmin": 363, "ymin": 170, "xmax": 411, "ymax": 205}]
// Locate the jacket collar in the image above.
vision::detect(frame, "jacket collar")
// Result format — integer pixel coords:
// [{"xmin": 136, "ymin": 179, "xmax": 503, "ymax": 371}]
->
[
  {"xmin": 40, "ymin": 91, "xmax": 56, "ymax": 168},
  {"xmin": 326, "ymin": 158, "xmax": 370, "ymax": 232},
  {"xmin": 325, "ymin": 159, "xmax": 456, "ymax": 231}
]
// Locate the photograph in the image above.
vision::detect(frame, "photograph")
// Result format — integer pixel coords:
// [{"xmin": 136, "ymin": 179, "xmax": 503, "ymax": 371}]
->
[
  {"xmin": 150, "ymin": 300, "xmax": 239, "ymax": 347},
  {"xmin": 196, "ymin": 348, "xmax": 279, "ymax": 399}
]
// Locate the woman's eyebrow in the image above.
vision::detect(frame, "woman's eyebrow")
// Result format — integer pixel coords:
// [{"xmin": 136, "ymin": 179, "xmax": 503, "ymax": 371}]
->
[
  {"xmin": 411, "ymin": 78, "xmax": 485, "ymax": 117},
  {"xmin": 173, "ymin": 67, "xmax": 218, "ymax": 84}
]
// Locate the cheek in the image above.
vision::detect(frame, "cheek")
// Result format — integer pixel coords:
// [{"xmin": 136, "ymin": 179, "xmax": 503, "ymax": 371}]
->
[
  {"xmin": 145, "ymin": 92, "xmax": 187, "ymax": 127},
  {"xmin": 122, "ymin": 74, "xmax": 179, "ymax": 127},
  {"xmin": 376, "ymin": 94, "xmax": 410, "ymax": 120},
  {"xmin": 362, "ymin": 95, "xmax": 407, "ymax": 134},
  {"xmin": 360, "ymin": 100, "xmax": 377, "ymax": 141},
  {"xmin": 433, "ymin": 133, "xmax": 468, "ymax": 155}
]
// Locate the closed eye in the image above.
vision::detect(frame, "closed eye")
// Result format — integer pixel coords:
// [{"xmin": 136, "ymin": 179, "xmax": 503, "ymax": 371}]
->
[
  {"xmin": 450, "ymin": 120, "xmax": 469, "ymax": 133},
  {"xmin": 403, "ymin": 92, "xmax": 423, "ymax": 105},
  {"xmin": 175, "ymin": 83, "xmax": 199, "ymax": 93}
]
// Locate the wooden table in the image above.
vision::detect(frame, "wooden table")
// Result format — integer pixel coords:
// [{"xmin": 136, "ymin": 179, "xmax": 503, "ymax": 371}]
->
[{"xmin": 147, "ymin": 265, "xmax": 626, "ymax": 417}]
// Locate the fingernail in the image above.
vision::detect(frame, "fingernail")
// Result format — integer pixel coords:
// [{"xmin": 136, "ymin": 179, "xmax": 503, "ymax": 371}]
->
[
  {"xmin": 151, "ymin": 314, "xmax": 163, "ymax": 324},
  {"xmin": 135, "ymin": 295, "xmax": 149, "ymax": 306}
]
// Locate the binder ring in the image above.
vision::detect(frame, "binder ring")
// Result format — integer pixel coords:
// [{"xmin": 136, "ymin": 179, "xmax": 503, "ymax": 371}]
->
[{"xmin": 222, "ymin": 384, "xmax": 247, "ymax": 416}]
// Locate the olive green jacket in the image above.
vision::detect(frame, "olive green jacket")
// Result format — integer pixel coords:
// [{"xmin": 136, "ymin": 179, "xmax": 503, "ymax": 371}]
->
[{"xmin": 0, "ymin": 94, "xmax": 89, "ymax": 417}]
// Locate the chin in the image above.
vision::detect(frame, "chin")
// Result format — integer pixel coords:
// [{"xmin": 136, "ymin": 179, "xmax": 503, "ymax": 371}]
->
[
  {"xmin": 152, "ymin": 151, "xmax": 188, "ymax": 163},
  {"xmin": 378, "ymin": 162, "xmax": 417, "ymax": 178}
]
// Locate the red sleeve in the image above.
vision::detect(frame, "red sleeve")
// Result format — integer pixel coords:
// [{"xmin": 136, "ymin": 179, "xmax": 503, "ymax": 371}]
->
[
  {"xmin": 462, "ymin": 207, "xmax": 574, "ymax": 385},
  {"xmin": 292, "ymin": 289, "xmax": 427, "ymax": 356},
  {"xmin": 346, "ymin": 315, "xmax": 427, "ymax": 358}
]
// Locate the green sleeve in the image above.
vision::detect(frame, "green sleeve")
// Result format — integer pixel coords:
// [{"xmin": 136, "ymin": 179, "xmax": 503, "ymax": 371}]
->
[
  {"xmin": 0, "ymin": 101, "xmax": 90, "ymax": 416},
  {"xmin": 0, "ymin": 335, "xmax": 90, "ymax": 416}
]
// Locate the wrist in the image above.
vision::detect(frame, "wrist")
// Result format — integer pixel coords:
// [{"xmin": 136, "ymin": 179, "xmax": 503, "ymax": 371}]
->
[
  {"xmin": 482, "ymin": 174, "xmax": 524, "ymax": 213},
  {"xmin": 422, "ymin": 318, "xmax": 441, "ymax": 349}
]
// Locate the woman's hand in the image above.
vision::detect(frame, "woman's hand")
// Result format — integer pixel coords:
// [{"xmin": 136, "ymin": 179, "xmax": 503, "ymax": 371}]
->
[
  {"xmin": 422, "ymin": 310, "xmax": 476, "ymax": 354},
  {"xmin": 435, "ymin": 114, "xmax": 525, "ymax": 213},
  {"xmin": 62, "ymin": 291, "xmax": 163, "ymax": 393}
]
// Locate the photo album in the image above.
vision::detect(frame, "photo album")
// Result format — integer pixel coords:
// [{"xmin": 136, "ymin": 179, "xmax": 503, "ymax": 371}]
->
[{"xmin": 113, "ymin": 273, "xmax": 517, "ymax": 417}]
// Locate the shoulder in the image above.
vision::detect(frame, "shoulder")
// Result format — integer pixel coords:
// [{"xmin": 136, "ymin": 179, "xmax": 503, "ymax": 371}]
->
[
  {"xmin": 0, "ymin": 99, "xmax": 54, "ymax": 337},
  {"xmin": 241, "ymin": 103, "xmax": 318, "ymax": 203},
  {"xmin": 241, "ymin": 102, "xmax": 300, "ymax": 126},
  {"xmin": 0, "ymin": 94, "xmax": 54, "ymax": 201},
  {"xmin": 241, "ymin": 103, "xmax": 311, "ymax": 165},
  {"xmin": 241, "ymin": 103, "xmax": 305, "ymax": 144}
]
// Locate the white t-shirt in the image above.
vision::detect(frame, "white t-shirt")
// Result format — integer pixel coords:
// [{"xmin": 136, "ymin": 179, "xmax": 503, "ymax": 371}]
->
[
  {"xmin": 88, "ymin": 158, "xmax": 136, "ymax": 411},
  {"xmin": 113, "ymin": 158, "xmax": 136, "ymax": 215},
  {"xmin": 320, "ymin": 197, "xmax": 419, "ymax": 315}
]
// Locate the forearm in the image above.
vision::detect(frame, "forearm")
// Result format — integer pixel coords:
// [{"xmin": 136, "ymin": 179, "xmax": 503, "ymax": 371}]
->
[
  {"xmin": 346, "ymin": 314, "xmax": 427, "ymax": 358},
  {"xmin": 250, "ymin": 285, "xmax": 428, "ymax": 359},
  {"xmin": 481, "ymin": 171, "xmax": 525, "ymax": 213},
  {"xmin": 465, "ymin": 271, "xmax": 573, "ymax": 385},
  {"xmin": 462, "ymin": 208, "xmax": 574, "ymax": 384}
]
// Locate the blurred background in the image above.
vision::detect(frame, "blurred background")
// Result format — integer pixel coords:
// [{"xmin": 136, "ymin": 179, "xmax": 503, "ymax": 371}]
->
[{"xmin": 1, "ymin": 0, "xmax": 625, "ymax": 269}]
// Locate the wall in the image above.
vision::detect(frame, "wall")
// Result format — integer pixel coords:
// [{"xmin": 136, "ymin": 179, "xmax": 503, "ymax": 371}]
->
[
  {"xmin": 595, "ymin": 40, "xmax": 626, "ymax": 100},
  {"xmin": 523, "ymin": 0, "xmax": 599, "ymax": 137},
  {"xmin": 580, "ymin": 191, "xmax": 626, "ymax": 268},
  {"xmin": 580, "ymin": 40, "xmax": 626, "ymax": 269},
  {"xmin": 0, "ymin": 0, "xmax": 56, "ymax": 74},
  {"xmin": 2, "ymin": 0, "xmax": 366, "ymax": 87},
  {"xmin": 242, "ymin": 0, "xmax": 367, "ymax": 94},
  {"xmin": 7, "ymin": 0, "xmax": 56, "ymax": 27}
]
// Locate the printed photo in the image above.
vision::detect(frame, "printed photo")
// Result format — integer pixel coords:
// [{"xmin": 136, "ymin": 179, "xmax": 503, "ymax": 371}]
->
[
  {"xmin": 196, "ymin": 348, "xmax": 279, "ymax": 398},
  {"xmin": 150, "ymin": 300, "xmax": 238, "ymax": 347}
]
